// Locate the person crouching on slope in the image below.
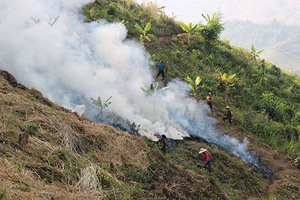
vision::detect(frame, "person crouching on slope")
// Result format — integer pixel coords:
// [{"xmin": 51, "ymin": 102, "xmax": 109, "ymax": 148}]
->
[
  {"xmin": 223, "ymin": 105, "xmax": 233, "ymax": 124},
  {"xmin": 199, "ymin": 148, "xmax": 212, "ymax": 173}
]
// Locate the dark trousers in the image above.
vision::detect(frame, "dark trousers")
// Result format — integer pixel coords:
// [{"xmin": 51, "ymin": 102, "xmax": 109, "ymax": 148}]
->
[
  {"xmin": 207, "ymin": 102, "xmax": 213, "ymax": 113},
  {"xmin": 156, "ymin": 70, "xmax": 164, "ymax": 80},
  {"xmin": 223, "ymin": 117, "xmax": 232, "ymax": 124},
  {"xmin": 204, "ymin": 160, "xmax": 212, "ymax": 172}
]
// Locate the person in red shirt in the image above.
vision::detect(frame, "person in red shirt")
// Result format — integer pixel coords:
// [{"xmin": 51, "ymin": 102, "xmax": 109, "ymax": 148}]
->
[{"xmin": 199, "ymin": 148, "xmax": 212, "ymax": 172}]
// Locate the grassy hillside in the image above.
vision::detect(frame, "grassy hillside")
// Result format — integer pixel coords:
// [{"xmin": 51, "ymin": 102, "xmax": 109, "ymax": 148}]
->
[
  {"xmin": 83, "ymin": 0, "xmax": 300, "ymax": 155},
  {"xmin": 0, "ymin": 0, "xmax": 300, "ymax": 199},
  {"xmin": 0, "ymin": 69, "xmax": 299, "ymax": 199}
]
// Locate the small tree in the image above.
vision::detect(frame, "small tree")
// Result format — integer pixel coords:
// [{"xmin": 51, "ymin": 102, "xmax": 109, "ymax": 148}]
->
[
  {"xmin": 185, "ymin": 76, "xmax": 201, "ymax": 100},
  {"xmin": 91, "ymin": 96, "xmax": 112, "ymax": 119},
  {"xmin": 199, "ymin": 12, "xmax": 224, "ymax": 48}
]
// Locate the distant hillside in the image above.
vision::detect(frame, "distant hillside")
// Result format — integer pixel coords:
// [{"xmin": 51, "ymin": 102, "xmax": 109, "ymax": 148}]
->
[{"xmin": 222, "ymin": 20, "xmax": 300, "ymax": 75}]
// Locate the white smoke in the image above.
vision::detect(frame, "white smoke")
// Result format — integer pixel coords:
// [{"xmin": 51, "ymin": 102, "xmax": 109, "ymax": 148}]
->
[{"xmin": 0, "ymin": 0, "xmax": 257, "ymax": 164}]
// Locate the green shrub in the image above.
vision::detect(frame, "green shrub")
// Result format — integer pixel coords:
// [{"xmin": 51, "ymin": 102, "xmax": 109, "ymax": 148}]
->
[
  {"xmin": 0, "ymin": 188, "xmax": 6, "ymax": 199},
  {"xmin": 5, "ymin": 114, "xmax": 17, "ymax": 129},
  {"xmin": 122, "ymin": 166, "xmax": 151, "ymax": 184},
  {"xmin": 19, "ymin": 123, "xmax": 39, "ymax": 135}
]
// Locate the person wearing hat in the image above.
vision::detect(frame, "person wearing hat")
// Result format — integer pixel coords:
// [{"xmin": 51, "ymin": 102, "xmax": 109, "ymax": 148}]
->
[
  {"xmin": 223, "ymin": 105, "xmax": 232, "ymax": 124},
  {"xmin": 206, "ymin": 92, "xmax": 213, "ymax": 114},
  {"xmin": 199, "ymin": 148, "xmax": 212, "ymax": 172},
  {"xmin": 155, "ymin": 58, "xmax": 166, "ymax": 81}
]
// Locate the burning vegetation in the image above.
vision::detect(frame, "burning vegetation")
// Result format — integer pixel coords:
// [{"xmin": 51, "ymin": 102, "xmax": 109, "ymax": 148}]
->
[{"xmin": 0, "ymin": 71, "xmax": 299, "ymax": 199}]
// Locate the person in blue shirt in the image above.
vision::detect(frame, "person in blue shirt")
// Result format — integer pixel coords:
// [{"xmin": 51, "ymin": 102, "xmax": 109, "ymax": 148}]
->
[{"xmin": 155, "ymin": 58, "xmax": 165, "ymax": 80}]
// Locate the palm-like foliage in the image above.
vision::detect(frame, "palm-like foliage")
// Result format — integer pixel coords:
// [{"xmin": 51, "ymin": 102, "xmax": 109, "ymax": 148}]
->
[
  {"xmin": 177, "ymin": 22, "xmax": 201, "ymax": 45},
  {"xmin": 185, "ymin": 76, "xmax": 201, "ymax": 100},
  {"xmin": 141, "ymin": 82, "xmax": 169, "ymax": 95},
  {"xmin": 250, "ymin": 44, "xmax": 264, "ymax": 60},
  {"xmin": 135, "ymin": 21, "xmax": 158, "ymax": 43},
  {"xmin": 253, "ymin": 60, "xmax": 269, "ymax": 87},
  {"xmin": 91, "ymin": 96, "xmax": 112, "ymax": 119},
  {"xmin": 218, "ymin": 73, "xmax": 238, "ymax": 104},
  {"xmin": 199, "ymin": 12, "xmax": 224, "ymax": 47}
]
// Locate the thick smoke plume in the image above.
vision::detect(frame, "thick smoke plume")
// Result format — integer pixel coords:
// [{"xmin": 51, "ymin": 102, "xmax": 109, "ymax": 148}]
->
[{"xmin": 0, "ymin": 0, "xmax": 259, "ymax": 165}]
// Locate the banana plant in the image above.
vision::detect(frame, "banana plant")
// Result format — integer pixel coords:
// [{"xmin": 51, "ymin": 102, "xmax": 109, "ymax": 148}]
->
[
  {"xmin": 177, "ymin": 22, "xmax": 201, "ymax": 46},
  {"xmin": 218, "ymin": 73, "xmax": 238, "ymax": 104},
  {"xmin": 91, "ymin": 96, "xmax": 112, "ymax": 119},
  {"xmin": 135, "ymin": 21, "xmax": 158, "ymax": 43},
  {"xmin": 141, "ymin": 82, "xmax": 169, "ymax": 95},
  {"xmin": 199, "ymin": 12, "xmax": 224, "ymax": 47},
  {"xmin": 250, "ymin": 44, "xmax": 264, "ymax": 61},
  {"xmin": 256, "ymin": 60, "xmax": 269, "ymax": 87},
  {"xmin": 185, "ymin": 76, "xmax": 201, "ymax": 100}
]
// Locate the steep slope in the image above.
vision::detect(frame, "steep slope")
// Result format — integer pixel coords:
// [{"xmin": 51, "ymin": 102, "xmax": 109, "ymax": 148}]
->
[
  {"xmin": 1, "ymin": 0, "xmax": 300, "ymax": 199},
  {"xmin": 0, "ymin": 70, "xmax": 150, "ymax": 199},
  {"xmin": 0, "ymin": 70, "xmax": 225, "ymax": 199},
  {"xmin": 0, "ymin": 70, "xmax": 299, "ymax": 200}
]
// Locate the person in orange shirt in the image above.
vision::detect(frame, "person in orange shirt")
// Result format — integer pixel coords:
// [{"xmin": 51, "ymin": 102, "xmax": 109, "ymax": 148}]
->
[
  {"xmin": 206, "ymin": 92, "xmax": 213, "ymax": 114},
  {"xmin": 199, "ymin": 148, "xmax": 212, "ymax": 172}
]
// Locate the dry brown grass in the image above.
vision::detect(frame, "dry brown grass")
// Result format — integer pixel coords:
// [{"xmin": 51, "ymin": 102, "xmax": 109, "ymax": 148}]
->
[
  {"xmin": 0, "ymin": 70, "xmax": 299, "ymax": 199},
  {"xmin": 0, "ymin": 70, "xmax": 150, "ymax": 199},
  {"xmin": 0, "ymin": 69, "xmax": 208, "ymax": 199}
]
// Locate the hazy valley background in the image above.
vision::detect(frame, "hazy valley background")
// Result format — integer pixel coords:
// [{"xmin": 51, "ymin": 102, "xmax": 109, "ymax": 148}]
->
[
  {"xmin": 137, "ymin": 0, "xmax": 300, "ymax": 75},
  {"xmin": 222, "ymin": 20, "xmax": 300, "ymax": 75}
]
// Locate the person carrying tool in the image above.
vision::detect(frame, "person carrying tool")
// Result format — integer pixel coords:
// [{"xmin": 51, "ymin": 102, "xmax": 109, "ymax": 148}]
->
[{"xmin": 155, "ymin": 58, "xmax": 166, "ymax": 81}]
